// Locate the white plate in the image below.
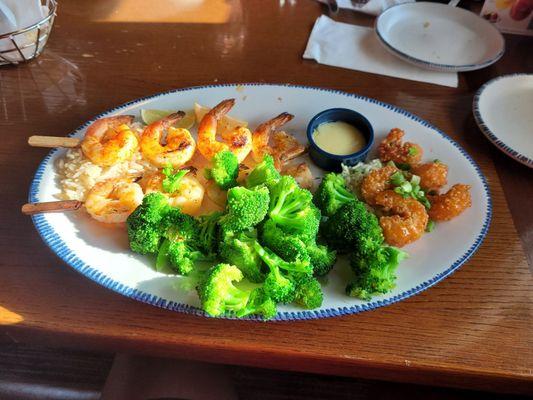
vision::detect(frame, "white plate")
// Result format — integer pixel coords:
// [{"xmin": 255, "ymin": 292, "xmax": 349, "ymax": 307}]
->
[
  {"xmin": 29, "ymin": 84, "xmax": 491, "ymax": 320},
  {"xmin": 473, "ymin": 74, "xmax": 533, "ymax": 168},
  {"xmin": 375, "ymin": 2, "xmax": 505, "ymax": 72}
]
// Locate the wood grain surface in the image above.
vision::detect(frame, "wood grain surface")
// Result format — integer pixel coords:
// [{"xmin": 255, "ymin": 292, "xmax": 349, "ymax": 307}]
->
[{"xmin": 0, "ymin": 0, "xmax": 531, "ymax": 394}]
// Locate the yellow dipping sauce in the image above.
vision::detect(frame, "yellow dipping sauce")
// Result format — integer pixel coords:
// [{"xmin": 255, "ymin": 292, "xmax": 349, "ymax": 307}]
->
[{"xmin": 313, "ymin": 121, "xmax": 366, "ymax": 155}]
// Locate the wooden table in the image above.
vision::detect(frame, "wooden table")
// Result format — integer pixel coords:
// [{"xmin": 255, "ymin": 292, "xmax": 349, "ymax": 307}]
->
[{"xmin": 1, "ymin": 0, "xmax": 531, "ymax": 394}]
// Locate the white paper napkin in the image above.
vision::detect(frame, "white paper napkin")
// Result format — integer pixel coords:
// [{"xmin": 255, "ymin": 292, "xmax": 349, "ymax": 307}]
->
[
  {"xmin": 303, "ymin": 15, "xmax": 458, "ymax": 88},
  {"xmin": 318, "ymin": 0, "xmax": 414, "ymax": 16}
]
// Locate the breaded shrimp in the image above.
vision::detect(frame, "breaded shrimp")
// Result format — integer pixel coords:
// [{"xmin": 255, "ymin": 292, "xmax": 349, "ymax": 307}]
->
[
  {"xmin": 375, "ymin": 190, "xmax": 429, "ymax": 247},
  {"xmin": 140, "ymin": 112, "xmax": 196, "ymax": 168},
  {"xmin": 412, "ymin": 161, "xmax": 448, "ymax": 192},
  {"xmin": 81, "ymin": 115, "xmax": 138, "ymax": 167},
  {"xmin": 360, "ymin": 164, "xmax": 398, "ymax": 206},
  {"xmin": 142, "ymin": 171, "xmax": 205, "ymax": 215},
  {"xmin": 378, "ymin": 128, "xmax": 423, "ymax": 166},
  {"xmin": 252, "ymin": 112, "xmax": 294, "ymax": 163},
  {"xmin": 197, "ymin": 99, "xmax": 252, "ymax": 162},
  {"xmin": 85, "ymin": 178, "xmax": 143, "ymax": 223},
  {"xmin": 428, "ymin": 184, "xmax": 471, "ymax": 221}
]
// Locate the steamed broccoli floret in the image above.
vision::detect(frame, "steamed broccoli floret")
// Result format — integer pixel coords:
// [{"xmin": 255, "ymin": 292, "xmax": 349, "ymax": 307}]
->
[
  {"xmin": 204, "ymin": 150, "xmax": 239, "ymax": 190},
  {"xmin": 267, "ymin": 176, "xmax": 321, "ymax": 237},
  {"xmin": 314, "ymin": 173, "xmax": 355, "ymax": 217},
  {"xmin": 260, "ymin": 220, "xmax": 310, "ymax": 262},
  {"xmin": 307, "ymin": 243, "xmax": 337, "ymax": 277},
  {"xmin": 254, "ymin": 242, "xmax": 312, "ymax": 275},
  {"xmin": 156, "ymin": 239, "xmax": 204, "ymax": 275},
  {"xmin": 245, "ymin": 155, "xmax": 281, "ymax": 188},
  {"xmin": 292, "ymin": 274, "xmax": 323, "ymax": 309},
  {"xmin": 155, "ymin": 209, "xmax": 205, "ymax": 275},
  {"xmin": 219, "ymin": 186, "xmax": 270, "ymax": 231},
  {"xmin": 346, "ymin": 246, "xmax": 408, "ymax": 300},
  {"xmin": 321, "ymin": 200, "xmax": 383, "ymax": 254},
  {"xmin": 197, "ymin": 211, "xmax": 223, "ymax": 257},
  {"xmin": 127, "ymin": 192, "xmax": 170, "ymax": 254},
  {"xmin": 197, "ymin": 263, "xmax": 276, "ymax": 319},
  {"xmin": 219, "ymin": 229, "xmax": 264, "ymax": 283},
  {"xmin": 236, "ymin": 287, "xmax": 277, "ymax": 319}
]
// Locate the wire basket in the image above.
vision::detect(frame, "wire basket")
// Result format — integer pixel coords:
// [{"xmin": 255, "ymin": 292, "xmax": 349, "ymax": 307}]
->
[{"xmin": 0, "ymin": 0, "xmax": 57, "ymax": 65}]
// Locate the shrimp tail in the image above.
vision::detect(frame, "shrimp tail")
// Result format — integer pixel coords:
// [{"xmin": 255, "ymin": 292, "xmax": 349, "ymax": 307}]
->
[
  {"xmin": 255, "ymin": 112, "xmax": 294, "ymax": 134},
  {"xmin": 210, "ymin": 99, "xmax": 236, "ymax": 118},
  {"xmin": 161, "ymin": 111, "xmax": 186, "ymax": 127}
]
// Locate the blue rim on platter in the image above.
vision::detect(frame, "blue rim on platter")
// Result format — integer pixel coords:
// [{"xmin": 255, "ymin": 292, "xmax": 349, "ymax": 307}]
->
[
  {"xmin": 374, "ymin": 3, "xmax": 505, "ymax": 72},
  {"xmin": 473, "ymin": 73, "xmax": 533, "ymax": 169},
  {"xmin": 29, "ymin": 83, "xmax": 492, "ymax": 321}
]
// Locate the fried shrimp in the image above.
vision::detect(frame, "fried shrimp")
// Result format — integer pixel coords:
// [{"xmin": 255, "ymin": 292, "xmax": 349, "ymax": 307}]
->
[
  {"xmin": 85, "ymin": 178, "xmax": 143, "ymax": 223},
  {"xmin": 428, "ymin": 184, "xmax": 471, "ymax": 221},
  {"xmin": 375, "ymin": 190, "xmax": 429, "ymax": 247},
  {"xmin": 142, "ymin": 171, "xmax": 205, "ymax": 215},
  {"xmin": 81, "ymin": 115, "xmax": 138, "ymax": 167},
  {"xmin": 412, "ymin": 161, "xmax": 448, "ymax": 192},
  {"xmin": 197, "ymin": 99, "xmax": 252, "ymax": 162},
  {"xmin": 252, "ymin": 112, "xmax": 294, "ymax": 163},
  {"xmin": 360, "ymin": 164, "xmax": 398, "ymax": 205},
  {"xmin": 378, "ymin": 128, "xmax": 423, "ymax": 166},
  {"xmin": 140, "ymin": 112, "xmax": 196, "ymax": 168}
]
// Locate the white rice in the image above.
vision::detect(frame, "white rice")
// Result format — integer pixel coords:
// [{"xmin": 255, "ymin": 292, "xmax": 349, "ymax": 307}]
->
[{"xmin": 55, "ymin": 123, "xmax": 156, "ymax": 201}]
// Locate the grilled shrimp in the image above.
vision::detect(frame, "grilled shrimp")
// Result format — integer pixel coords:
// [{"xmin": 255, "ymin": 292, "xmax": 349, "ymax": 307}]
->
[
  {"xmin": 282, "ymin": 162, "xmax": 313, "ymax": 190},
  {"xmin": 428, "ymin": 184, "xmax": 471, "ymax": 221},
  {"xmin": 252, "ymin": 113, "xmax": 294, "ymax": 163},
  {"xmin": 271, "ymin": 131, "xmax": 306, "ymax": 170},
  {"xmin": 412, "ymin": 161, "xmax": 448, "ymax": 192},
  {"xmin": 375, "ymin": 190, "xmax": 429, "ymax": 247},
  {"xmin": 142, "ymin": 171, "xmax": 205, "ymax": 215},
  {"xmin": 378, "ymin": 128, "xmax": 423, "ymax": 166},
  {"xmin": 81, "ymin": 115, "xmax": 138, "ymax": 167},
  {"xmin": 360, "ymin": 164, "xmax": 398, "ymax": 206},
  {"xmin": 197, "ymin": 99, "xmax": 252, "ymax": 162},
  {"xmin": 140, "ymin": 112, "xmax": 196, "ymax": 168},
  {"xmin": 85, "ymin": 178, "xmax": 143, "ymax": 223}
]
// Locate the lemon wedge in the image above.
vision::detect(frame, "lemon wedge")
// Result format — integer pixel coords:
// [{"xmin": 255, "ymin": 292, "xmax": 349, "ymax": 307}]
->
[
  {"xmin": 194, "ymin": 103, "xmax": 248, "ymax": 135},
  {"xmin": 140, "ymin": 109, "xmax": 196, "ymax": 129}
]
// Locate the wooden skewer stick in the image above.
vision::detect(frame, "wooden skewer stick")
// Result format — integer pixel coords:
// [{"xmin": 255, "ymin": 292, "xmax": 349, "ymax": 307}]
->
[
  {"xmin": 28, "ymin": 136, "xmax": 81, "ymax": 148},
  {"xmin": 21, "ymin": 200, "xmax": 83, "ymax": 215}
]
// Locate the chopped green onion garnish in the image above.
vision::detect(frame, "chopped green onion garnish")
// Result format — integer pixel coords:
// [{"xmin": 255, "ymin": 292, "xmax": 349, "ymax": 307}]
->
[
  {"xmin": 400, "ymin": 181, "xmax": 412, "ymax": 192},
  {"xmin": 408, "ymin": 146, "xmax": 418, "ymax": 156},
  {"xmin": 390, "ymin": 171, "xmax": 406, "ymax": 186},
  {"xmin": 396, "ymin": 162, "xmax": 411, "ymax": 171},
  {"xmin": 410, "ymin": 175, "xmax": 421, "ymax": 186},
  {"xmin": 426, "ymin": 220, "xmax": 436, "ymax": 232}
]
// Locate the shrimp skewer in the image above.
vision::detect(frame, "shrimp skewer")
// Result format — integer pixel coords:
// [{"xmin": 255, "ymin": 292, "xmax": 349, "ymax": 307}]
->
[
  {"xmin": 81, "ymin": 115, "xmax": 139, "ymax": 167},
  {"xmin": 252, "ymin": 112, "xmax": 294, "ymax": 163},
  {"xmin": 140, "ymin": 112, "xmax": 196, "ymax": 168},
  {"xmin": 197, "ymin": 99, "xmax": 252, "ymax": 163},
  {"xmin": 374, "ymin": 190, "xmax": 429, "ymax": 247},
  {"xmin": 85, "ymin": 178, "xmax": 144, "ymax": 223},
  {"xmin": 141, "ymin": 171, "xmax": 205, "ymax": 215}
]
